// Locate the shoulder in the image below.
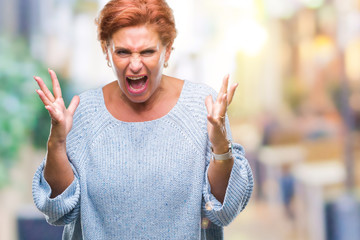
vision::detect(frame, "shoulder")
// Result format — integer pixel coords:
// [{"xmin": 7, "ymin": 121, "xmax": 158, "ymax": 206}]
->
[
  {"xmin": 70, "ymin": 87, "xmax": 105, "ymax": 136},
  {"xmin": 184, "ymin": 80, "xmax": 217, "ymax": 98},
  {"xmin": 171, "ymin": 80, "xmax": 217, "ymax": 127},
  {"xmin": 74, "ymin": 87, "xmax": 103, "ymax": 118},
  {"xmin": 181, "ymin": 80, "xmax": 218, "ymax": 109},
  {"xmin": 78, "ymin": 88, "xmax": 103, "ymax": 108},
  {"xmin": 66, "ymin": 87, "xmax": 104, "ymax": 160},
  {"xmin": 166, "ymin": 76, "xmax": 217, "ymax": 99}
]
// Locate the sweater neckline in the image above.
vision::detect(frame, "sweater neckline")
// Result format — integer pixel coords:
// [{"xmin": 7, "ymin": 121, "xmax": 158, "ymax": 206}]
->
[{"xmin": 99, "ymin": 80, "xmax": 187, "ymax": 124}]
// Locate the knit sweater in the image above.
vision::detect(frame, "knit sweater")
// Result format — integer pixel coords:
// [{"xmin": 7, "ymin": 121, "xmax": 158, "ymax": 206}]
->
[{"xmin": 32, "ymin": 80, "xmax": 253, "ymax": 240}]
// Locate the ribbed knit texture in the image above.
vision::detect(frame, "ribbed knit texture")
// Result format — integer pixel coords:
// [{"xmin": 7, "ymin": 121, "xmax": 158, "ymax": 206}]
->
[{"xmin": 32, "ymin": 80, "xmax": 253, "ymax": 240}]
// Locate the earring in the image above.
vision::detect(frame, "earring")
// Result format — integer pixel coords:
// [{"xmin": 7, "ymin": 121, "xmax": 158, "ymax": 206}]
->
[
  {"xmin": 107, "ymin": 61, "xmax": 112, "ymax": 68},
  {"xmin": 164, "ymin": 62, "xmax": 168, "ymax": 68}
]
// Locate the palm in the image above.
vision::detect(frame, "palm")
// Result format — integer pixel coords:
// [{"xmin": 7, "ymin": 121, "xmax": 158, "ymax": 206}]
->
[
  {"xmin": 50, "ymin": 97, "xmax": 74, "ymax": 134},
  {"xmin": 206, "ymin": 99, "xmax": 227, "ymax": 146},
  {"xmin": 34, "ymin": 69, "xmax": 79, "ymax": 141}
]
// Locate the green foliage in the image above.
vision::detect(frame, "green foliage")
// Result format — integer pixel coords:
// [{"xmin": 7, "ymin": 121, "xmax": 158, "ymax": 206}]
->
[{"xmin": 0, "ymin": 36, "xmax": 71, "ymax": 188}]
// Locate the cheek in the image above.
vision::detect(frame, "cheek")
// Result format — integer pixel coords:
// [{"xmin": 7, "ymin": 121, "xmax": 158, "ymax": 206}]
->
[
  {"xmin": 112, "ymin": 65, "xmax": 122, "ymax": 80},
  {"xmin": 149, "ymin": 54, "xmax": 166, "ymax": 71},
  {"xmin": 112, "ymin": 59, "xmax": 127, "ymax": 74},
  {"xmin": 158, "ymin": 50, "xmax": 167, "ymax": 64}
]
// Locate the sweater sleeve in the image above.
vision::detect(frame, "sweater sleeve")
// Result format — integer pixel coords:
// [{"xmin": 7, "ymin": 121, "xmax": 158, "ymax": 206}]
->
[
  {"xmin": 32, "ymin": 160, "xmax": 81, "ymax": 226},
  {"xmin": 201, "ymin": 118, "xmax": 254, "ymax": 227}
]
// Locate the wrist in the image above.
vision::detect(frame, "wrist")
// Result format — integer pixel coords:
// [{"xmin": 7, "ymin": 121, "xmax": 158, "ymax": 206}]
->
[
  {"xmin": 48, "ymin": 134, "xmax": 67, "ymax": 147},
  {"xmin": 49, "ymin": 126, "xmax": 67, "ymax": 142},
  {"xmin": 211, "ymin": 141, "xmax": 233, "ymax": 161},
  {"xmin": 211, "ymin": 140, "xmax": 230, "ymax": 154}
]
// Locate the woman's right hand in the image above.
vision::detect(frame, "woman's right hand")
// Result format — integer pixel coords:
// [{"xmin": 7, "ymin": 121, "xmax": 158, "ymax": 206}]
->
[{"xmin": 34, "ymin": 69, "xmax": 80, "ymax": 143}]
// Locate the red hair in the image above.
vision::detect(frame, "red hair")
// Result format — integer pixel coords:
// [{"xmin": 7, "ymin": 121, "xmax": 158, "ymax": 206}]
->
[{"xmin": 95, "ymin": 0, "xmax": 177, "ymax": 53}]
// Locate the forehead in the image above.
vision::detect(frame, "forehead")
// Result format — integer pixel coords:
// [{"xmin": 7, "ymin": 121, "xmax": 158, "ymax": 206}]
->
[{"xmin": 111, "ymin": 25, "xmax": 161, "ymax": 50}]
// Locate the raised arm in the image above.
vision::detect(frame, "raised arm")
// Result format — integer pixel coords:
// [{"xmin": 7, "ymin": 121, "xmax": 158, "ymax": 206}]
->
[
  {"xmin": 205, "ymin": 74, "xmax": 238, "ymax": 203},
  {"xmin": 34, "ymin": 69, "xmax": 79, "ymax": 198}
]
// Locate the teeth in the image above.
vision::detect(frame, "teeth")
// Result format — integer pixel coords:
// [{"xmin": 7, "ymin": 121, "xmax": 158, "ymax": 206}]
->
[{"xmin": 127, "ymin": 76, "xmax": 144, "ymax": 81}]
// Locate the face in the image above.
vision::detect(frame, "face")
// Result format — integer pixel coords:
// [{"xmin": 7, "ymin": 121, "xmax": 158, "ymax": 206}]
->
[{"xmin": 107, "ymin": 25, "xmax": 172, "ymax": 104}]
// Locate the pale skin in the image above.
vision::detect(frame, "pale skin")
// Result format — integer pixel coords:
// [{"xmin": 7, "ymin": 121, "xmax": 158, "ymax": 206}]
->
[{"xmin": 34, "ymin": 25, "xmax": 238, "ymax": 203}]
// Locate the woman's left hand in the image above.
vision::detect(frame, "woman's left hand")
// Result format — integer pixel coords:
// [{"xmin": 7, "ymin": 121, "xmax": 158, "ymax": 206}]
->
[{"xmin": 205, "ymin": 74, "xmax": 238, "ymax": 154}]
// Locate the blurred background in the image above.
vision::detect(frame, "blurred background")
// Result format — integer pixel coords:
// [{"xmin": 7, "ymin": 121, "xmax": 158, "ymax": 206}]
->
[{"xmin": 1, "ymin": 0, "xmax": 360, "ymax": 239}]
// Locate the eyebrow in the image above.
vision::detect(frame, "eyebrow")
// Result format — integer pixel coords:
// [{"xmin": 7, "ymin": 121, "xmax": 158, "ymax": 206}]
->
[{"xmin": 113, "ymin": 46, "xmax": 159, "ymax": 52}]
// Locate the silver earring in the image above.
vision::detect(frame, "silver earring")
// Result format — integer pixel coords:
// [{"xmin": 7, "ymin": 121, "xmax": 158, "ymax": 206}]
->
[
  {"xmin": 107, "ymin": 61, "xmax": 112, "ymax": 68},
  {"xmin": 164, "ymin": 62, "xmax": 168, "ymax": 68}
]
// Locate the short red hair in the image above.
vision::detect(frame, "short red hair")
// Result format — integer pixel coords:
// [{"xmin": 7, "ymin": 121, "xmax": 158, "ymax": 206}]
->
[{"xmin": 96, "ymin": 0, "xmax": 177, "ymax": 53}]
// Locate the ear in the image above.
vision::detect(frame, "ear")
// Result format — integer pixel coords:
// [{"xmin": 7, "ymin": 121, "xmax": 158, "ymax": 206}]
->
[
  {"xmin": 105, "ymin": 46, "xmax": 111, "ymax": 62},
  {"xmin": 105, "ymin": 40, "xmax": 113, "ymax": 62},
  {"xmin": 164, "ymin": 42, "xmax": 173, "ymax": 63}
]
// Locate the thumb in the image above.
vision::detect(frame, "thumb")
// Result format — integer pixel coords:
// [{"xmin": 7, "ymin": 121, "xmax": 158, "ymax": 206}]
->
[
  {"xmin": 205, "ymin": 95, "xmax": 217, "ymax": 125},
  {"xmin": 68, "ymin": 95, "xmax": 80, "ymax": 115},
  {"xmin": 205, "ymin": 95, "xmax": 213, "ymax": 115}
]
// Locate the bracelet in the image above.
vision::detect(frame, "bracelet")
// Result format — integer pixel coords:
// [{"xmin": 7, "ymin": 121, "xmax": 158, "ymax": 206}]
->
[{"xmin": 211, "ymin": 141, "xmax": 233, "ymax": 161}]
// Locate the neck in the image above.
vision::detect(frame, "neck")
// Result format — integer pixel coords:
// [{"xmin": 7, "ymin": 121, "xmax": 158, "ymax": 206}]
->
[
  {"xmin": 118, "ymin": 77, "xmax": 166, "ymax": 113},
  {"xmin": 120, "ymin": 89, "xmax": 164, "ymax": 114},
  {"xmin": 103, "ymin": 76, "xmax": 182, "ymax": 122}
]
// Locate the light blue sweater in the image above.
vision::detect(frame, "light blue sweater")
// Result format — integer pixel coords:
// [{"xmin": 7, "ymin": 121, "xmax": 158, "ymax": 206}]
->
[{"xmin": 32, "ymin": 80, "xmax": 253, "ymax": 239}]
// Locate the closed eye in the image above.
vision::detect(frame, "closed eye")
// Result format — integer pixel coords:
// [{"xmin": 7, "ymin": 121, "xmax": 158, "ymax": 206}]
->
[
  {"xmin": 115, "ymin": 49, "xmax": 131, "ymax": 56},
  {"xmin": 140, "ymin": 49, "xmax": 156, "ymax": 56}
]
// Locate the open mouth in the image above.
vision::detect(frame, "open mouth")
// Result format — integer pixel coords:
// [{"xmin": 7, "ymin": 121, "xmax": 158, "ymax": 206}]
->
[{"xmin": 126, "ymin": 75, "xmax": 148, "ymax": 94}]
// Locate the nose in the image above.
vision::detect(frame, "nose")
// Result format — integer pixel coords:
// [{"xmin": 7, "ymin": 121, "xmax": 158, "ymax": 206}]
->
[{"xmin": 129, "ymin": 55, "xmax": 143, "ymax": 73}]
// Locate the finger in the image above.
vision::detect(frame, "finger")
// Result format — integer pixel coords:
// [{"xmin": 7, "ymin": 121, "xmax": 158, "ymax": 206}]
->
[
  {"xmin": 68, "ymin": 96, "xmax": 80, "ymax": 116},
  {"xmin": 218, "ymin": 74, "xmax": 229, "ymax": 95},
  {"xmin": 205, "ymin": 95, "xmax": 217, "ymax": 125},
  {"xmin": 207, "ymin": 114, "xmax": 217, "ymax": 125},
  {"xmin": 49, "ymin": 69, "xmax": 63, "ymax": 99},
  {"xmin": 211, "ymin": 93, "xmax": 227, "ymax": 122},
  {"xmin": 34, "ymin": 76, "xmax": 55, "ymax": 102},
  {"xmin": 36, "ymin": 89, "xmax": 52, "ymax": 106},
  {"xmin": 205, "ymin": 95, "xmax": 213, "ymax": 115},
  {"xmin": 216, "ymin": 74, "xmax": 229, "ymax": 104},
  {"xmin": 227, "ymin": 83, "xmax": 238, "ymax": 105},
  {"xmin": 218, "ymin": 93, "xmax": 228, "ymax": 117}
]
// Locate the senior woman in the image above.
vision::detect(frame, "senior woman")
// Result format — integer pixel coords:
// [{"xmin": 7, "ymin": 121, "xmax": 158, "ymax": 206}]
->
[{"xmin": 32, "ymin": 0, "xmax": 253, "ymax": 239}]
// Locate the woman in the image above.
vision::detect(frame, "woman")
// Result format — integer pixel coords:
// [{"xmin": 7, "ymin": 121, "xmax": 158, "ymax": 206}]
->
[{"xmin": 32, "ymin": 0, "xmax": 253, "ymax": 239}]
